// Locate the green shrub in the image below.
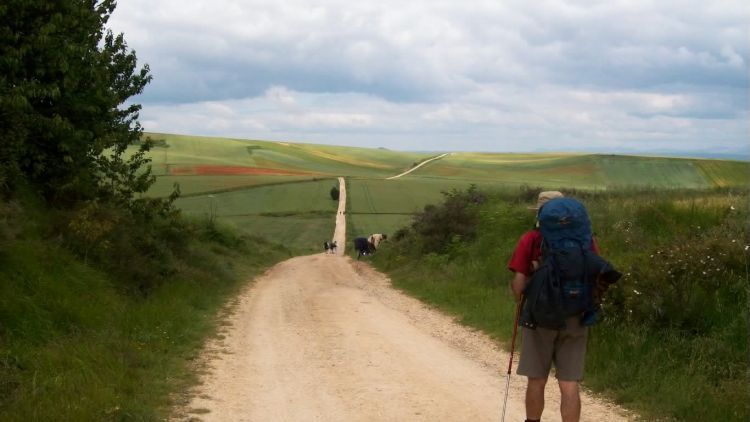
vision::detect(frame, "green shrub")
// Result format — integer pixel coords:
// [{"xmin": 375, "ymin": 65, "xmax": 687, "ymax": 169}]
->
[
  {"xmin": 410, "ymin": 185, "xmax": 486, "ymax": 254},
  {"xmin": 606, "ymin": 219, "xmax": 747, "ymax": 333}
]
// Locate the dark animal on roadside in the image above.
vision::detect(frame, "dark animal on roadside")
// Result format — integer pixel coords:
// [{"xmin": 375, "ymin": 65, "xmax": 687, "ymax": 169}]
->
[{"xmin": 353, "ymin": 237, "xmax": 375, "ymax": 259}]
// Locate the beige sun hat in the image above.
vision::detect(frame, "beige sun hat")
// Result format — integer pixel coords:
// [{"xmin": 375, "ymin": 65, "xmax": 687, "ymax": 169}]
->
[{"xmin": 528, "ymin": 190, "xmax": 564, "ymax": 210}]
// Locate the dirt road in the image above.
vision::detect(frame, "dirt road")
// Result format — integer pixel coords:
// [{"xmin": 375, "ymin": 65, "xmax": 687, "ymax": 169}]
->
[
  {"xmin": 331, "ymin": 176, "xmax": 346, "ymax": 256},
  {"xmin": 176, "ymin": 178, "xmax": 632, "ymax": 421},
  {"xmin": 386, "ymin": 153, "xmax": 449, "ymax": 180}
]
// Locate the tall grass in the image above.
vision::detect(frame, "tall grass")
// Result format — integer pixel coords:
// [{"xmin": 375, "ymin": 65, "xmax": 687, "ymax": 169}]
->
[
  {"xmin": 0, "ymin": 198, "xmax": 289, "ymax": 420},
  {"xmin": 371, "ymin": 186, "xmax": 749, "ymax": 421}
]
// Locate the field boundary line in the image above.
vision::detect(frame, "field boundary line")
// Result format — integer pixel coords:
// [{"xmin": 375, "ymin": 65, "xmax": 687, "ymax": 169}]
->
[
  {"xmin": 172, "ymin": 177, "xmax": 333, "ymax": 198},
  {"xmin": 216, "ymin": 211, "xmax": 333, "ymax": 218}
]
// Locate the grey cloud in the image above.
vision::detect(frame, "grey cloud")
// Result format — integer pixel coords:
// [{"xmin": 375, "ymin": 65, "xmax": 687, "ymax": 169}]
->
[
  {"xmin": 116, "ymin": 0, "xmax": 748, "ymax": 100},
  {"xmin": 109, "ymin": 0, "xmax": 748, "ymax": 156}
]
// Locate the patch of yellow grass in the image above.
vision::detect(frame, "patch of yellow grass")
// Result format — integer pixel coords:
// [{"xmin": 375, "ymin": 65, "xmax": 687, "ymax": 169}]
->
[
  {"xmin": 672, "ymin": 196, "xmax": 738, "ymax": 209},
  {"xmin": 308, "ymin": 150, "xmax": 392, "ymax": 169},
  {"xmin": 537, "ymin": 163, "xmax": 599, "ymax": 176},
  {"xmin": 448, "ymin": 152, "xmax": 577, "ymax": 164}
]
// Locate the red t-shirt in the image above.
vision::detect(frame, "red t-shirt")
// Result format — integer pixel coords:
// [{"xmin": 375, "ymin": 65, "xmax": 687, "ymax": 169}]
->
[{"xmin": 508, "ymin": 230, "xmax": 599, "ymax": 276}]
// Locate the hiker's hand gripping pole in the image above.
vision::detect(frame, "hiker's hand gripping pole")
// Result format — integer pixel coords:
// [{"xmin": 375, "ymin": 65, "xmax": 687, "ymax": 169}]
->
[{"xmin": 501, "ymin": 295, "xmax": 524, "ymax": 422}]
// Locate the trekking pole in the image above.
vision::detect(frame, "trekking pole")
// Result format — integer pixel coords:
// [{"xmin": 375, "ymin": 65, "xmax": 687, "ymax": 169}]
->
[{"xmin": 501, "ymin": 295, "xmax": 523, "ymax": 422}]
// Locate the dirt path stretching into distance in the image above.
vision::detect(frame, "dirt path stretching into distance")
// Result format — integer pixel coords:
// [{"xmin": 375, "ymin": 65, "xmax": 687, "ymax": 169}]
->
[
  {"xmin": 175, "ymin": 176, "xmax": 633, "ymax": 421},
  {"xmin": 386, "ymin": 153, "xmax": 450, "ymax": 179},
  {"xmin": 332, "ymin": 176, "xmax": 346, "ymax": 255}
]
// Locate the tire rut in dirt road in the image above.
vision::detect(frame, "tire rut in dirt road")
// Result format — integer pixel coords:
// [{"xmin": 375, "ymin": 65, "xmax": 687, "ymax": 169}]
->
[{"xmin": 175, "ymin": 254, "xmax": 632, "ymax": 421}]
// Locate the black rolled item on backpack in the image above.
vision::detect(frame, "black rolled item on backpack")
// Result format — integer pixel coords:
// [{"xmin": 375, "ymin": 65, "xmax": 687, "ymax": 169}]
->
[
  {"xmin": 520, "ymin": 261, "xmax": 566, "ymax": 330},
  {"xmin": 520, "ymin": 247, "xmax": 621, "ymax": 329}
]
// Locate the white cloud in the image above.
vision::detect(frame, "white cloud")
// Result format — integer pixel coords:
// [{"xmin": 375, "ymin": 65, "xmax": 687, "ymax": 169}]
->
[
  {"xmin": 720, "ymin": 45, "xmax": 745, "ymax": 68},
  {"xmin": 265, "ymin": 86, "xmax": 297, "ymax": 107}
]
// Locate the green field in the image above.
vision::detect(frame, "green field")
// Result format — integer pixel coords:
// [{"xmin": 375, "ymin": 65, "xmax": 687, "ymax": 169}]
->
[
  {"xmin": 175, "ymin": 179, "xmax": 339, "ymax": 216},
  {"xmin": 148, "ymin": 174, "xmax": 316, "ymax": 197},
  {"xmin": 694, "ymin": 159, "xmax": 750, "ymax": 187},
  {"xmin": 405, "ymin": 153, "xmax": 748, "ymax": 189},
  {"xmin": 346, "ymin": 178, "xmax": 504, "ymax": 240},
  {"xmin": 174, "ymin": 178, "xmax": 340, "ymax": 254},
  {"xmin": 131, "ymin": 133, "xmax": 748, "ymax": 254},
  {"xmin": 137, "ymin": 133, "xmax": 433, "ymax": 179}
]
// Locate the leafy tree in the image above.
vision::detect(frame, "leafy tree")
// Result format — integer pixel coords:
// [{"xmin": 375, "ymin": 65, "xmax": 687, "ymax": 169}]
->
[
  {"xmin": 0, "ymin": 0, "xmax": 153, "ymax": 205},
  {"xmin": 330, "ymin": 186, "xmax": 339, "ymax": 201}
]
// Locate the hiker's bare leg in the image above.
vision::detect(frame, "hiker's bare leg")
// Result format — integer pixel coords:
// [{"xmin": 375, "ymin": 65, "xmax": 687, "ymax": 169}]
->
[
  {"xmin": 558, "ymin": 380, "xmax": 581, "ymax": 422},
  {"xmin": 526, "ymin": 377, "xmax": 547, "ymax": 419}
]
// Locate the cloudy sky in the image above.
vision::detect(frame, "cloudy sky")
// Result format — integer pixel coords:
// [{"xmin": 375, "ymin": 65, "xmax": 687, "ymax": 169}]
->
[{"xmin": 108, "ymin": 1, "xmax": 749, "ymax": 157}]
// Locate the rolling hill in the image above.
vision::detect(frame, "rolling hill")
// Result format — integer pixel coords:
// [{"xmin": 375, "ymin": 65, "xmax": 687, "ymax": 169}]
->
[{"xmin": 130, "ymin": 133, "xmax": 748, "ymax": 253}]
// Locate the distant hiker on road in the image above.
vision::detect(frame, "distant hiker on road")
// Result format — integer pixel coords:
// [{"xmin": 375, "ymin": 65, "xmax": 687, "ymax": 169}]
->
[
  {"xmin": 330, "ymin": 240, "xmax": 337, "ymax": 254},
  {"xmin": 507, "ymin": 191, "xmax": 618, "ymax": 422},
  {"xmin": 323, "ymin": 241, "xmax": 330, "ymax": 254}
]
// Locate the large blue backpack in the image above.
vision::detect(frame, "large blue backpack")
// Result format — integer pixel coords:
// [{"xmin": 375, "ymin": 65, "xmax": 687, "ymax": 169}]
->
[{"xmin": 520, "ymin": 197, "xmax": 597, "ymax": 330}]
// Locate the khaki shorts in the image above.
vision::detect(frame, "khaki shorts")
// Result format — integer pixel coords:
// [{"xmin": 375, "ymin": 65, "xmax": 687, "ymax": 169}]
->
[{"xmin": 517, "ymin": 316, "xmax": 588, "ymax": 381}]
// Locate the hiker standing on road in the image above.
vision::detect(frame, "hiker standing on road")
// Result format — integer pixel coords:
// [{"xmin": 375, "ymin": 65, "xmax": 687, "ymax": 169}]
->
[{"xmin": 507, "ymin": 191, "xmax": 599, "ymax": 422}]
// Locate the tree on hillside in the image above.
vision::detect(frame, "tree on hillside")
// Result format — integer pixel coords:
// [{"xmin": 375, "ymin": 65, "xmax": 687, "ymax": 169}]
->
[
  {"xmin": 330, "ymin": 186, "xmax": 339, "ymax": 201},
  {"xmin": 0, "ymin": 0, "xmax": 153, "ymax": 205}
]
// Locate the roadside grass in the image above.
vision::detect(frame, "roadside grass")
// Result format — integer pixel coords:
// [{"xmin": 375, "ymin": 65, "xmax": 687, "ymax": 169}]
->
[
  {"xmin": 370, "ymin": 187, "xmax": 749, "ymax": 421},
  {"xmin": 222, "ymin": 214, "xmax": 335, "ymax": 255},
  {"xmin": 0, "ymin": 200, "xmax": 289, "ymax": 420},
  {"xmin": 586, "ymin": 324, "xmax": 748, "ymax": 421}
]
